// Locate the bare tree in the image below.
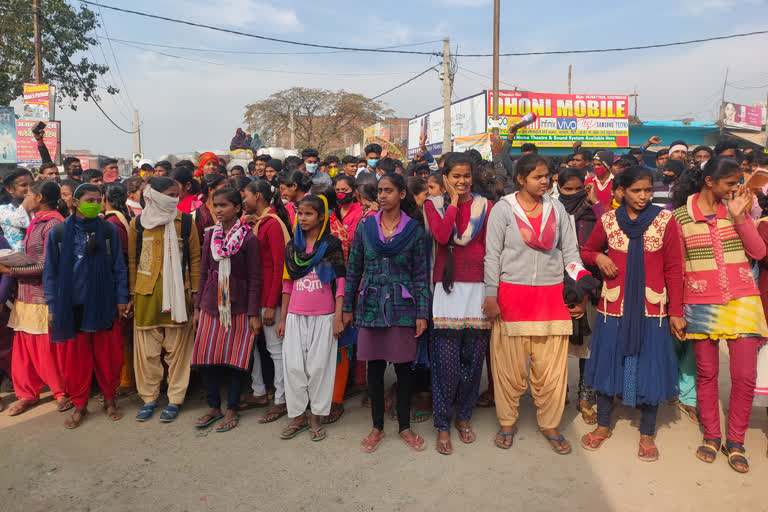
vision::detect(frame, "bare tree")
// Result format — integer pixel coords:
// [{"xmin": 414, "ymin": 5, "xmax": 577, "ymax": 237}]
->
[{"xmin": 244, "ymin": 88, "xmax": 393, "ymax": 154}]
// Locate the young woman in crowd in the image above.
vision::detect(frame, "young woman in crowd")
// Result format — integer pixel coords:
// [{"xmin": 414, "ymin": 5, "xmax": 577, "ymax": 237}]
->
[
  {"xmin": 334, "ymin": 176, "xmax": 363, "ymax": 237},
  {"xmin": 343, "ymin": 173, "xmax": 430, "ymax": 453},
  {"xmin": 279, "ymin": 170, "xmax": 313, "ymax": 226},
  {"xmin": 229, "ymin": 175, "xmax": 251, "ymax": 199},
  {"xmin": 239, "ymin": 180, "xmax": 291, "ymax": 423},
  {"xmin": 580, "ymin": 166, "xmax": 684, "ymax": 462},
  {"xmin": 355, "ymin": 173, "xmax": 380, "ymax": 219},
  {"xmin": 264, "ymin": 159, "xmax": 282, "ymax": 185},
  {"xmin": 483, "ymin": 153, "xmax": 588, "ymax": 453},
  {"xmin": 60, "ymin": 179, "xmax": 78, "ymax": 216},
  {"xmin": 4, "ymin": 181, "xmax": 70, "ymax": 416},
  {"xmin": 196, "ymin": 173, "xmax": 229, "ymax": 240},
  {"xmin": 43, "ymin": 183, "xmax": 130, "ymax": 429},
  {"xmin": 427, "ymin": 171, "xmax": 445, "ymax": 199},
  {"xmin": 124, "ymin": 177, "xmax": 144, "ymax": 217},
  {"xmin": 672, "ymin": 156, "xmax": 768, "ymax": 474},
  {"xmin": 129, "ymin": 177, "xmax": 200, "ymax": 423},
  {"xmin": 171, "ymin": 167, "xmax": 202, "ymax": 215},
  {"xmin": 556, "ymin": 168, "xmax": 606, "ymax": 424},
  {"xmin": 0, "ymin": 168, "xmax": 34, "ymax": 251},
  {"xmin": 406, "ymin": 176, "xmax": 428, "ymax": 209},
  {"xmin": 423, "ymin": 153, "xmax": 492, "ymax": 454},
  {"xmin": 103, "ymin": 183, "xmax": 136, "ymax": 399},
  {"xmin": 277, "ymin": 194, "xmax": 346, "ymax": 442},
  {"xmin": 191, "ymin": 187, "xmax": 261, "ymax": 433}
]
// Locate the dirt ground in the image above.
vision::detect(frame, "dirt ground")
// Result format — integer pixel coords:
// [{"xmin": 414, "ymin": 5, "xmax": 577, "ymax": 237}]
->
[{"xmin": 0, "ymin": 350, "xmax": 766, "ymax": 512}]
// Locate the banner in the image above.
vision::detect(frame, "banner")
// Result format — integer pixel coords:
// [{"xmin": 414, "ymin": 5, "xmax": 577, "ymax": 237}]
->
[
  {"xmin": 487, "ymin": 91, "xmax": 629, "ymax": 148},
  {"xmin": 407, "ymin": 92, "xmax": 486, "ymax": 158},
  {"xmin": 15, "ymin": 120, "xmax": 59, "ymax": 167},
  {"xmin": 0, "ymin": 107, "xmax": 17, "ymax": 164},
  {"xmin": 723, "ymin": 101, "xmax": 763, "ymax": 132},
  {"xmin": 22, "ymin": 83, "xmax": 54, "ymax": 121},
  {"xmin": 363, "ymin": 122, "xmax": 391, "ymax": 143},
  {"xmin": 453, "ymin": 133, "xmax": 492, "ymax": 160}
]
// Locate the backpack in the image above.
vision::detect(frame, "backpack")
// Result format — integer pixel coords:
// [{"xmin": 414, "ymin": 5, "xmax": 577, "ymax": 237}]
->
[
  {"xmin": 53, "ymin": 219, "xmax": 113, "ymax": 259},
  {"xmin": 134, "ymin": 212, "xmax": 193, "ymax": 280}
]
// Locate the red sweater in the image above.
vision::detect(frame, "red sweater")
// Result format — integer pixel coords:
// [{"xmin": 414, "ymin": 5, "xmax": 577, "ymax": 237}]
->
[
  {"xmin": 256, "ymin": 212, "xmax": 287, "ymax": 309},
  {"xmin": 424, "ymin": 198, "xmax": 491, "ymax": 284}
]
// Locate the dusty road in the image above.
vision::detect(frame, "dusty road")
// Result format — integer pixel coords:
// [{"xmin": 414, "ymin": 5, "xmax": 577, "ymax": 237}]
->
[{"xmin": 0, "ymin": 354, "xmax": 766, "ymax": 512}]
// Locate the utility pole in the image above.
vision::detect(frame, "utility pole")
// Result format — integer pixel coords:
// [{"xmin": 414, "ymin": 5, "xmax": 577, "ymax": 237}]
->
[
  {"xmin": 289, "ymin": 110, "xmax": 295, "ymax": 150},
  {"xmin": 491, "ymin": 0, "xmax": 500, "ymax": 141},
  {"xmin": 720, "ymin": 67, "xmax": 729, "ymax": 135},
  {"xmin": 633, "ymin": 87, "xmax": 638, "ymax": 118},
  {"xmin": 441, "ymin": 37, "xmax": 452, "ymax": 155},
  {"xmin": 567, "ymin": 65, "xmax": 572, "ymax": 94},
  {"xmin": 133, "ymin": 109, "xmax": 141, "ymax": 154},
  {"xmin": 33, "ymin": 0, "xmax": 43, "ymax": 83}
]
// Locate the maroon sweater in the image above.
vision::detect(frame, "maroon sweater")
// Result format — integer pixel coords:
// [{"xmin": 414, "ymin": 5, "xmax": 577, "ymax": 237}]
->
[{"xmin": 194, "ymin": 230, "xmax": 262, "ymax": 317}]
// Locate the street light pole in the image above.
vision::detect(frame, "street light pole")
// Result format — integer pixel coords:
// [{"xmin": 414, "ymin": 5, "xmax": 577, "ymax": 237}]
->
[{"xmin": 491, "ymin": 0, "xmax": 500, "ymax": 140}]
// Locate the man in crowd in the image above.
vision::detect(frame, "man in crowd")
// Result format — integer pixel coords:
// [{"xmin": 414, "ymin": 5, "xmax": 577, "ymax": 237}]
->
[
  {"xmin": 154, "ymin": 161, "xmax": 172, "ymax": 177},
  {"xmin": 39, "ymin": 162, "xmax": 60, "ymax": 182},
  {"xmin": 63, "ymin": 157, "xmax": 83, "ymax": 182},
  {"xmin": 101, "ymin": 158, "xmax": 120, "ymax": 183},
  {"xmin": 358, "ymin": 143, "xmax": 382, "ymax": 176},
  {"xmin": 253, "ymin": 154, "xmax": 270, "ymax": 178},
  {"xmin": 692, "ymin": 146, "xmax": 713, "ymax": 164},
  {"xmin": 301, "ymin": 148, "xmax": 331, "ymax": 185},
  {"xmin": 714, "ymin": 140, "xmax": 739, "ymax": 158},
  {"xmin": 342, "ymin": 156, "xmax": 358, "ymax": 177}
]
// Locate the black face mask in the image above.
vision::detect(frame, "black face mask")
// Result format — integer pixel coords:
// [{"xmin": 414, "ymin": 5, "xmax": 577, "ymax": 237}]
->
[
  {"xmin": 662, "ymin": 174, "xmax": 677, "ymax": 185},
  {"xmin": 558, "ymin": 189, "xmax": 588, "ymax": 213},
  {"xmin": 336, "ymin": 192, "xmax": 355, "ymax": 205}
]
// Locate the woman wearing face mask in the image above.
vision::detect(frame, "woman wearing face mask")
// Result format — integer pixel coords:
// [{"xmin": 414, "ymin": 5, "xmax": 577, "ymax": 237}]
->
[
  {"xmin": 334, "ymin": 176, "xmax": 363, "ymax": 237},
  {"xmin": 557, "ymin": 168, "xmax": 606, "ymax": 425},
  {"xmin": 585, "ymin": 152, "xmax": 614, "ymax": 208},
  {"xmin": 129, "ymin": 177, "xmax": 201, "ymax": 423}
]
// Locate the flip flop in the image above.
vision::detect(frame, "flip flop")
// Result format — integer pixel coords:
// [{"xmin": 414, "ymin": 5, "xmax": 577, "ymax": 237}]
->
[
  {"xmin": 455, "ymin": 423, "xmax": 476, "ymax": 444},
  {"xmin": 581, "ymin": 431, "xmax": 611, "ymax": 452},
  {"xmin": 361, "ymin": 432, "xmax": 386, "ymax": 453},
  {"xmin": 320, "ymin": 405, "xmax": 344, "ymax": 425},
  {"xmin": 195, "ymin": 413, "xmax": 224, "ymax": 428},
  {"xmin": 309, "ymin": 426, "xmax": 327, "ymax": 442},
  {"xmin": 56, "ymin": 398, "xmax": 74, "ymax": 413},
  {"xmin": 638, "ymin": 441, "xmax": 659, "ymax": 462},
  {"xmin": 215, "ymin": 415, "xmax": 240, "ymax": 433},
  {"xmin": 238, "ymin": 396, "xmax": 270, "ymax": 410},
  {"xmin": 280, "ymin": 423, "xmax": 310, "ymax": 440},
  {"xmin": 436, "ymin": 437, "xmax": 453, "ymax": 455},
  {"xmin": 258, "ymin": 407, "xmax": 287, "ymax": 424},
  {"xmin": 544, "ymin": 433, "xmax": 572, "ymax": 455},
  {"xmin": 7, "ymin": 399, "xmax": 37, "ymax": 417},
  {"xmin": 494, "ymin": 429, "xmax": 516, "ymax": 449},
  {"xmin": 400, "ymin": 432, "xmax": 426, "ymax": 452}
]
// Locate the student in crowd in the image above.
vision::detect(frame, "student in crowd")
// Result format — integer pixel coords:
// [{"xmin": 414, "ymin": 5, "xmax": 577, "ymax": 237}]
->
[
  {"xmin": 264, "ymin": 159, "xmax": 281, "ymax": 186},
  {"xmin": 668, "ymin": 141, "xmax": 688, "ymax": 163},
  {"xmin": 693, "ymin": 146, "xmax": 714, "ymax": 164},
  {"xmin": 171, "ymin": 167, "xmax": 201, "ymax": 215},
  {"xmin": 654, "ymin": 149, "xmax": 669, "ymax": 176},
  {"xmin": 359, "ymin": 143, "xmax": 382, "ymax": 176},
  {"xmin": 198, "ymin": 152, "xmax": 221, "ymax": 176},
  {"xmin": 191, "ymin": 187, "xmax": 262, "ymax": 433},
  {"xmin": 4, "ymin": 181, "xmax": 70, "ymax": 416},
  {"xmin": 279, "ymin": 169, "xmax": 313, "ymax": 226},
  {"xmin": 406, "ymin": 176, "xmax": 428, "ymax": 209},
  {"xmin": 43, "ymin": 183, "xmax": 130, "ymax": 429},
  {"xmin": 483, "ymin": 153, "xmax": 588, "ymax": 454},
  {"xmin": 427, "ymin": 171, "xmax": 445, "ymax": 198},
  {"xmin": 129, "ymin": 177, "xmax": 200, "ymax": 423},
  {"xmin": 124, "ymin": 177, "xmax": 144, "ymax": 217},
  {"xmin": 342, "ymin": 156, "xmax": 359, "ymax": 178},
  {"xmin": 82, "ymin": 169, "xmax": 104, "ymax": 186},
  {"xmin": 196, "ymin": 173, "xmax": 228, "ymax": 240},
  {"xmin": 580, "ymin": 166, "xmax": 684, "ymax": 462},
  {"xmin": 651, "ymin": 159, "xmax": 686, "ymax": 208},
  {"xmin": 229, "ymin": 165, "xmax": 245, "ymax": 178},
  {"xmin": 344, "ymin": 173, "xmax": 430, "ymax": 453},
  {"xmin": 229, "ymin": 175, "xmax": 252, "ymax": 199},
  {"xmin": 556, "ymin": 167, "xmax": 606, "ymax": 424},
  {"xmin": 154, "ymin": 161, "xmax": 172, "ymax": 177},
  {"xmin": 239, "ymin": 180, "xmax": 291, "ymax": 423},
  {"xmin": 672, "ymin": 156, "xmax": 768, "ymax": 474},
  {"xmin": 253, "ymin": 154, "xmax": 271, "ymax": 178},
  {"xmin": 59, "ymin": 179, "xmax": 78, "ymax": 217},
  {"xmin": 354, "ymin": 173, "xmax": 380, "ymax": 219},
  {"xmin": 423, "ymin": 153, "xmax": 492, "ymax": 454},
  {"xmin": 585, "ymin": 152, "xmax": 614, "ymax": 208},
  {"xmin": 335, "ymin": 176, "xmax": 363, "ymax": 238},
  {"xmin": 62, "ymin": 157, "xmax": 83, "ymax": 182},
  {"xmin": 277, "ymin": 194, "xmax": 346, "ymax": 441},
  {"xmin": 0, "ymin": 168, "xmax": 34, "ymax": 251}
]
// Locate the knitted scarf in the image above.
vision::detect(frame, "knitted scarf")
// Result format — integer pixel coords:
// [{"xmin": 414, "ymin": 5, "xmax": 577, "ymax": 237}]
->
[{"xmin": 211, "ymin": 219, "xmax": 251, "ymax": 330}]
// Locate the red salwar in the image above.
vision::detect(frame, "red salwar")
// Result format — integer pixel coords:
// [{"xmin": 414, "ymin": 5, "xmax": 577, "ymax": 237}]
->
[
  {"xmin": 11, "ymin": 332, "xmax": 67, "ymax": 401},
  {"xmin": 61, "ymin": 319, "xmax": 124, "ymax": 409}
]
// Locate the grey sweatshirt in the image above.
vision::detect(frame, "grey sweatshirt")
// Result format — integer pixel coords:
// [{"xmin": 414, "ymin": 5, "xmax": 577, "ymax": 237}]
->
[{"xmin": 484, "ymin": 192, "xmax": 584, "ymax": 297}]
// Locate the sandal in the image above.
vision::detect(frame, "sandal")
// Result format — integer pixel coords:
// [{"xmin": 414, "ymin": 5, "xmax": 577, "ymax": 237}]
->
[
  {"xmin": 64, "ymin": 407, "xmax": 88, "ymax": 429},
  {"xmin": 215, "ymin": 414, "xmax": 240, "ymax": 433},
  {"xmin": 494, "ymin": 429, "xmax": 516, "ymax": 449},
  {"xmin": 436, "ymin": 436, "xmax": 453, "ymax": 455},
  {"xmin": 361, "ymin": 431, "xmax": 386, "ymax": 453},
  {"xmin": 400, "ymin": 431, "xmax": 426, "ymax": 452},
  {"xmin": 7, "ymin": 399, "xmax": 37, "ymax": 417},
  {"xmin": 578, "ymin": 403, "xmax": 598, "ymax": 425},
  {"xmin": 237, "ymin": 395, "xmax": 270, "ymax": 411},
  {"xmin": 104, "ymin": 400, "xmax": 124, "ymax": 421},
  {"xmin": 543, "ymin": 432, "xmax": 572, "ymax": 455},
  {"xmin": 321, "ymin": 403, "xmax": 344, "ymax": 425},
  {"xmin": 476, "ymin": 391, "xmax": 494, "ymax": 408},
  {"xmin": 638, "ymin": 441, "xmax": 659, "ymax": 462},
  {"xmin": 455, "ymin": 422, "xmax": 476, "ymax": 444},
  {"xmin": 721, "ymin": 442, "xmax": 749, "ymax": 474},
  {"xmin": 309, "ymin": 426, "xmax": 327, "ymax": 442},
  {"xmin": 280, "ymin": 422, "xmax": 309, "ymax": 440},
  {"xmin": 581, "ymin": 431, "xmax": 611, "ymax": 452},
  {"xmin": 695, "ymin": 439, "xmax": 720, "ymax": 464},
  {"xmin": 195, "ymin": 413, "xmax": 224, "ymax": 428},
  {"xmin": 258, "ymin": 405, "xmax": 287, "ymax": 424},
  {"xmin": 56, "ymin": 397, "xmax": 74, "ymax": 413},
  {"xmin": 678, "ymin": 402, "xmax": 699, "ymax": 424},
  {"xmin": 411, "ymin": 410, "xmax": 432, "ymax": 423}
]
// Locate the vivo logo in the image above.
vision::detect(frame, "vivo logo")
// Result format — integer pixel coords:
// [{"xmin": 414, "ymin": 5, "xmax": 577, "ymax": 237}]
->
[{"xmin": 557, "ymin": 118, "xmax": 577, "ymax": 130}]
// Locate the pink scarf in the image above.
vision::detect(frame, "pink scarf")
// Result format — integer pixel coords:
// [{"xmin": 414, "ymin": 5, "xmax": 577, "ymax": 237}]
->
[
  {"xmin": 27, "ymin": 210, "xmax": 64, "ymax": 238},
  {"xmin": 211, "ymin": 219, "xmax": 251, "ymax": 330}
]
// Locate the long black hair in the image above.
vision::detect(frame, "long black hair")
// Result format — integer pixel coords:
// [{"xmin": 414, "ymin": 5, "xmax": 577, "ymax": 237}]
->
[
  {"xmin": 149, "ymin": 176, "xmax": 177, "ymax": 193},
  {"xmin": 310, "ymin": 182, "xmax": 339, "ymax": 227},
  {"xmin": 201, "ymin": 173, "xmax": 228, "ymax": 203},
  {"xmin": 614, "ymin": 166, "xmax": 654, "ymax": 192},
  {"xmin": 296, "ymin": 194, "xmax": 327, "ymax": 230},
  {"xmin": 671, "ymin": 156, "xmax": 741, "ymax": 209},
  {"xmin": 170, "ymin": 166, "xmax": 199, "ymax": 197},
  {"xmin": 246, "ymin": 179, "xmax": 292, "ymax": 236},
  {"xmin": 514, "ymin": 154, "xmax": 550, "ymax": 190},
  {"xmin": 355, "ymin": 173, "xmax": 378, "ymax": 203},
  {"xmin": 30, "ymin": 180, "xmax": 64, "ymax": 216},
  {"xmin": 378, "ymin": 172, "xmax": 423, "ymax": 226},
  {"xmin": 1, "ymin": 168, "xmax": 32, "ymax": 205},
  {"xmin": 212, "ymin": 186, "xmax": 243, "ymax": 217},
  {"xmin": 103, "ymin": 182, "xmax": 132, "ymax": 222}
]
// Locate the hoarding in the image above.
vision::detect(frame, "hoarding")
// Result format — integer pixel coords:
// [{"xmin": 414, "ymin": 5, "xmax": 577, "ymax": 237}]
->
[
  {"xmin": 487, "ymin": 91, "xmax": 629, "ymax": 148},
  {"xmin": 0, "ymin": 107, "xmax": 17, "ymax": 164},
  {"xmin": 363, "ymin": 122, "xmax": 390, "ymax": 143},
  {"xmin": 22, "ymin": 83, "xmax": 55, "ymax": 121},
  {"xmin": 722, "ymin": 101, "xmax": 763, "ymax": 132},
  {"xmin": 16, "ymin": 120, "xmax": 59, "ymax": 167},
  {"xmin": 407, "ymin": 92, "xmax": 486, "ymax": 158},
  {"xmin": 453, "ymin": 133, "xmax": 492, "ymax": 160}
]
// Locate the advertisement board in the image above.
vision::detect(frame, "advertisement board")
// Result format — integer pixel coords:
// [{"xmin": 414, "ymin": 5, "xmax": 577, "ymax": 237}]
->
[
  {"xmin": 363, "ymin": 122, "xmax": 391, "ymax": 143},
  {"xmin": 453, "ymin": 133, "xmax": 492, "ymax": 160},
  {"xmin": 22, "ymin": 83, "xmax": 55, "ymax": 121},
  {"xmin": 0, "ymin": 107, "xmax": 17, "ymax": 164},
  {"xmin": 487, "ymin": 91, "xmax": 629, "ymax": 148},
  {"xmin": 16, "ymin": 120, "xmax": 59, "ymax": 167},
  {"xmin": 407, "ymin": 92, "xmax": 486, "ymax": 158},
  {"xmin": 722, "ymin": 101, "xmax": 763, "ymax": 132}
]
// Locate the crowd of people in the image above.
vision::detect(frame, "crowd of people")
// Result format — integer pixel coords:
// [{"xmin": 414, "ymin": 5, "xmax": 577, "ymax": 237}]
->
[{"xmin": 1, "ymin": 127, "xmax": 768, "ymax": 474}]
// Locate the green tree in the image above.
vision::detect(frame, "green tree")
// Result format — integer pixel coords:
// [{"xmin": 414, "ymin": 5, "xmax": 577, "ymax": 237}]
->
[
  {"xmin": 0, "ymin": 0, "xmax": 117, "ymax": 108},
  {"xmin": 244, "ymin": 87, "xmax": 392, "ymax": 154}
]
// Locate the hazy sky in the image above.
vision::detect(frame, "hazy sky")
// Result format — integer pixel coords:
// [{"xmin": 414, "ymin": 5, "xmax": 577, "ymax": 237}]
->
[{"xmin": 17, "ymin": 0, "xmax": 768, "ymax": 159}]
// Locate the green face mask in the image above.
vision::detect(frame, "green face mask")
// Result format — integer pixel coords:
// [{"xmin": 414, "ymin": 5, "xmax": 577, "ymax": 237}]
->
[{"xmin": 77, "ymin": 202, "xmax": 103, "ymax": 218}]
